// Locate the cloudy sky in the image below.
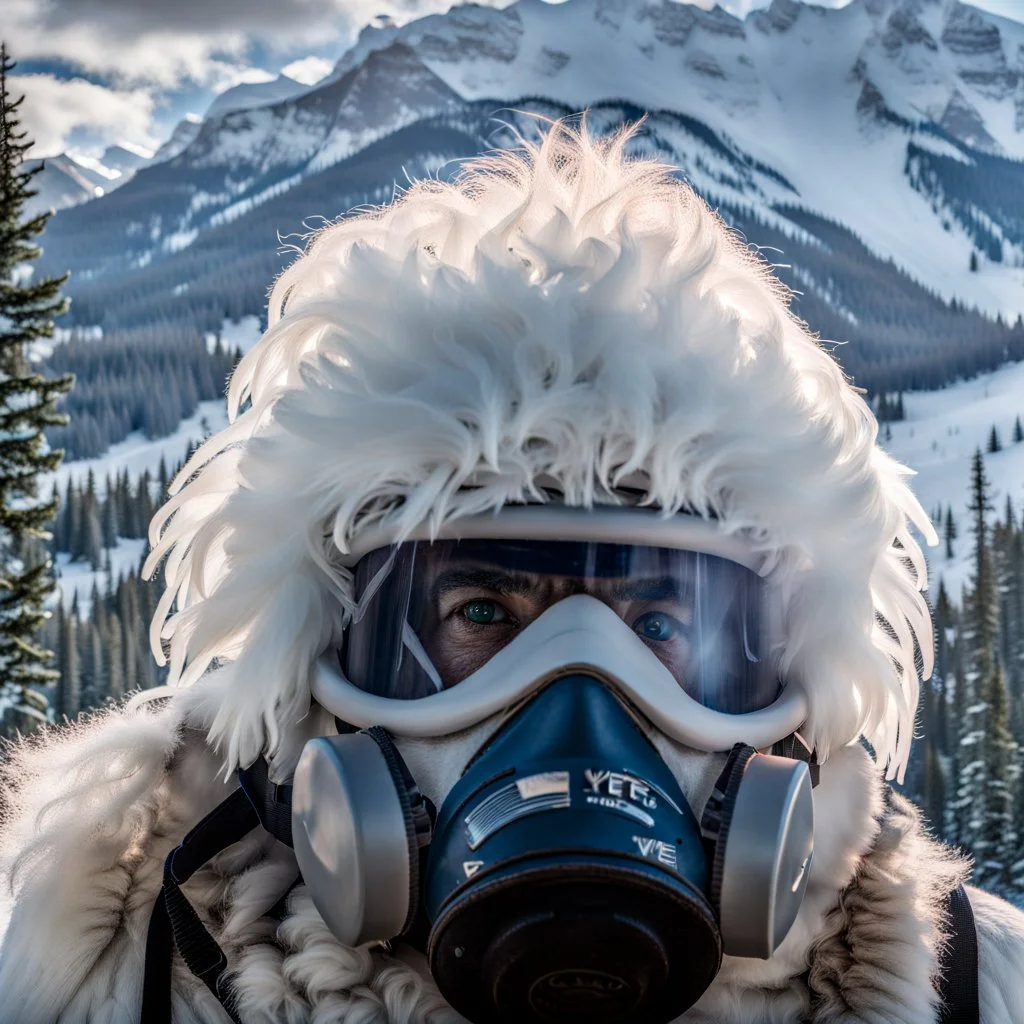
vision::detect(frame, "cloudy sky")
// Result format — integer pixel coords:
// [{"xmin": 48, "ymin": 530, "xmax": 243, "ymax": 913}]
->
[{"xmin": 6, "ymin": 0, "xmax": 1024, "ymax": 159}]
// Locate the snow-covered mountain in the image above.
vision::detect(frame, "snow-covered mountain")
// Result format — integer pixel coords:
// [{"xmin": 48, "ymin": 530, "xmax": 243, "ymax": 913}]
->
[
  {"xmin": 181, "ymin": 42, "xmax": 460, "ymax": 173},
  {"xmin": 96, "ymin": 143, "xmax": 153, "ymax": 175},
  {"xmin": 149, "ymin": 114, "xmax": 203, "ymax": 165},
  {"xmin": 27, "ymin": 0, "xmax": 1024, "ymax": 446},
  {"xmin": 23, "ymin": 142, "xmax": 157, "ymax": 217},
  {"xmin": 23, "ymin": 81, "xmax": 306, "ymax": 218},
  {"xmin": 313, "ymin": 0, "xmax": 1024, "ymax": 319},
  {"xmin": 36, "ymin": 0, "xmax": 1024, "ymax": 319},
  {"xmin": 22, "ymin": 154, "xmax": 106, "ymax": 217},
  {"xmin": 203, "ymin": 73, "xmax": 310, "ymax": 120}
]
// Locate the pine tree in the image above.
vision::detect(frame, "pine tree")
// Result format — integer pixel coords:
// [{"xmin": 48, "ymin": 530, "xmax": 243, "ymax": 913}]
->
[
  {"xmin": 101, "ymin": 472, "xmax": 117, "ymax": 550},
  {"xmin": 970, "ymin": 250, "xmax": 979, "ymax": 272},
  {"xmin": 1014, "ymin": 415, "xmax": 1024, "ymax": 444},
  {"xmin": 157, "ymin": 455, "xmax": 169, "ymax": 499},
  {"xmin": 1007, "ymin": 520, "xmax": 1024, "ymax": 712},
  {"xmin": 947, "ymin": 621, "xmax": 969, "ymax": 845},
  {"xmin": 974, "ymin": 662, "xmax": 1019, "ymax": 893},
  {"xmin": 54, "ymin": 606, "xmax": 79, "ymax": 719},
  {"xmin": 987, "ymin": 425, "xmax": 1002, "ymax": 454},
  {"xmin": 932, "ymin": 578, "xmax": 954, "ymax": 758},
  {"xmin": 75, "ymin": 469, "xmax": 102, "ymax": 569},
  {"xmin": 944, "ymin": 505, "xmax": 958, "ymax": 560},
  {"xmin": 0, "ymin": 44, "xmax": 74, "ymax": 737},
  {"xmin": 921, "ymin": 737, "xmax": 947, "ymax": 838},
  {"xmin": 954, "ymin": 450, "xmax": 1000, "ymax": 855},
  {"xmin": 106, "ymin": 611, "xmax": 124, "ymax": 702}
]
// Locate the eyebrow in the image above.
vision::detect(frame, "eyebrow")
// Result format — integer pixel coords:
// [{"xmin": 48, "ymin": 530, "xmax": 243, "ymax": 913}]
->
[
  {"xmin": 430, "ymin": 567, "xmax": 543, "ymax": 603},
  {"xmin": 429, "ymin": 569, "xmax": 688, "ymax": 605},
  {"xmin": 609, "ymin": 577, "xmax": 688, "ymax": 602}
]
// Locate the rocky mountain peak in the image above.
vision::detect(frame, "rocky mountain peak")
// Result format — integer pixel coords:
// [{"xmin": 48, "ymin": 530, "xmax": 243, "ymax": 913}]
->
[
  {"xmin": 151, "ymin": 116, "xmax": 202, "ymax": 166},
  {"xmin": 749, "ymin": 0, "xmax": 804, "ymax": 35},
  {"xmin": 332, "ymin": 1, "xmax": 523, "ymax": 82},
  {"xmin": 881, "ymin": 4, "xmax": 940, "ymax": 57},
  {"xmin": 414, "ymin": 3, "xmax": 524, "ymax": 64},
  {"xmin": 942, "ymin": 0, "xmax": 1014, "ymax": 100},
  {"xmin": 636, "ymin": 0, "xmax": 744, "ymax": 47},
  {"xmin": 942, "ymin": 1, "xmax": 1004, "ymax": 57},
  {"xmin": 941, "ymin": 86, "xmax": 1000, "ymax": 149}
]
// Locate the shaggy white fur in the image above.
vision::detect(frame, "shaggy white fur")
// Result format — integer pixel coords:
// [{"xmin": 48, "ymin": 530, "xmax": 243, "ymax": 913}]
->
[
  {"xmin": 142, "ymin": 119, "xmax": 931, "ymax": 781},
  {"xmin": 1, "ymin": 119, "xmax": 1022, "ymax": 1024}
]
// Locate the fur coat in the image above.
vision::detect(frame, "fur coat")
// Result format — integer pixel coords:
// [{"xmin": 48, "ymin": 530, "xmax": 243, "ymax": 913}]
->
[{"xmin": 1, "ymin": 694, "xmax": 1022, "ymax": 1024}]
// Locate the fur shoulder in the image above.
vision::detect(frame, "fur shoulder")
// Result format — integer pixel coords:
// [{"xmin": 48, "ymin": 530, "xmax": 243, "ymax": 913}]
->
[
  {"xmin": 0, "ymin": 699, "xmax": 232, "ymax": 1024},
  {"xmin": 970, "ymin": 885, "xmax": 1024, "ymax": 1024}
]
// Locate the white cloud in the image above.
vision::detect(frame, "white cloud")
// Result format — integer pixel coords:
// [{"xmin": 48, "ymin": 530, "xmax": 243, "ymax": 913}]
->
[
  {"xmin": 11, "ymin": 74, "xmax": 158, "ymax": 157},
  {"xmin": 6, "ymin": 0, "xmax": 242, "ymax": 88},
  {"xmin": 280, "ymin": 56, "xmax": 334, "ymax": 86},
  {"xmin": 3, "ymin": 0, "xmax": 517, "ymax": 88},
  {"xmin": 226, "ymin": 67, "xmax": 279, "ymax": 87}
]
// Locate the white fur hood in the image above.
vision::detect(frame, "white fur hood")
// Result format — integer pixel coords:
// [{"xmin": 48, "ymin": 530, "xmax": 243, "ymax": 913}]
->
[{"xmin": 144, "ymin": 121, "xmax": 931, "ymax": 784}]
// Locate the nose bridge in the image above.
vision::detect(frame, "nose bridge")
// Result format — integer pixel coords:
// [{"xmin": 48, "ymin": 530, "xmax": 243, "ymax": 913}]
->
[
  {"xmin": 479, "ymin": 672, "xmax": 653, "ymax": 765},
  {"xmin": 541, "ymin": 577, "xmax": 614, "ymax": 612}
]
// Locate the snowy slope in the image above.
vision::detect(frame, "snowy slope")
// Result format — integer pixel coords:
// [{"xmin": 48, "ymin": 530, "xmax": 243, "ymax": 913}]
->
[
  {"xmin": 46, "ymin": 317, "xmax": 259, "ymax": 494},
  {"xmin": 24, "ymin": 145, "xmax": 154, "ymax": 217},
  {"xmin": 185, "ymin": 43, "xmax": 461, "ymax": 173},
  {"xmin": 885, "ymin": 359, "xmax": 1024, "ymax": 597},
  {"xmin": 20, "ymin": 152, "xmax": 125, "ymax": 216},
  {"xmin": 47, "ymin": 399, "xmax": 229, "ymax": 611}
]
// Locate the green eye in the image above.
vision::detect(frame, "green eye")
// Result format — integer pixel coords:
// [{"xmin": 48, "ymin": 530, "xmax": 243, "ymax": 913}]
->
[
  {"xmin": 633, "ymin": 611, "xmax": 681, "ymax": 642},
  {"xmin": 462, "ymin": 600, "xmax": 505, "ymax": 625}
]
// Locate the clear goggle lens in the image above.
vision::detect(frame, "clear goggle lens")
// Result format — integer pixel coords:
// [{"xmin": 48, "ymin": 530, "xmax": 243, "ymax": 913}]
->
[{"xmin": 341, "ymin": 538, "xmax": 779, "ymax": 715}]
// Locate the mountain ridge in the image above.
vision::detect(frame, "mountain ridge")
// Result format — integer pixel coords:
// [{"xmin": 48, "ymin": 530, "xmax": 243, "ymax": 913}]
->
[{"xmin": 27, "ymin": 0, "xmax": 1024, "ymax": 439}]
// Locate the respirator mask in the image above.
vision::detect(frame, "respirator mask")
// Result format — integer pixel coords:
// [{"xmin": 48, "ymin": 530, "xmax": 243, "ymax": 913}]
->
[{"xmin": 294, "ymin": 507, "xmax": 815, "ymax": 1024}]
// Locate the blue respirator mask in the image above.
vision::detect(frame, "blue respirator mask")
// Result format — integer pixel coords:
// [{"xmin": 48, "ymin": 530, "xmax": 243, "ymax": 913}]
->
[{"xmin": 293, "ymin": 508, "xmax": 816, "ymax": 1024}]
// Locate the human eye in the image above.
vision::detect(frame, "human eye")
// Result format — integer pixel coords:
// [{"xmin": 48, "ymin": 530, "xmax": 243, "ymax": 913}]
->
[
  {"xmin": 459, "ymin": 598, "xmax": 512, "ymax": 626},
  {"xmin": 631, "ymin": 609, "xmax": 685, "ymax": 642}
]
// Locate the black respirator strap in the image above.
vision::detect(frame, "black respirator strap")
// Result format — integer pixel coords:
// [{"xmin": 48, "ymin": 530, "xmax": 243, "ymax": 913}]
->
[
  {"xmin": 938, "ymin": 882, "xmax": 979, "ymax": 1023},
  {"xmin": 364, "ymin": 726, "xmax": 435, "ymax": 937},
  {"xmin": 701, "ymin": 743, "xmax": 758, "ymax": 910},
  {"xmin": 141, "ymin": 787, "xmax": 259, "ymax": 1024},
  {"xmin": 141, "ymin": 759, "xmax": 301, "ymax": 1024},
  {"xmin": 239, "ymin": 754, "xmax": 295, "ymax": 847},
  {"xmin": 771, "ymin": 732, "xmax": 820, "ymax": 787}
]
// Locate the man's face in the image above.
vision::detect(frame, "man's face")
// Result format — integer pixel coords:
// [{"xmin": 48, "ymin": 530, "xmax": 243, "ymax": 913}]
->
[{"xmin": 416, "ymin": 553, "xmax": 700, "ymax": 688}]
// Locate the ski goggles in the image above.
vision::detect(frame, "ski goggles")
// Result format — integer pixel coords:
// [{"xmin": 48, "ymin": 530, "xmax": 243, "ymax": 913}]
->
[{"xmin": 313, "ymin": 506, "xmax": 808, "ymax": 751}]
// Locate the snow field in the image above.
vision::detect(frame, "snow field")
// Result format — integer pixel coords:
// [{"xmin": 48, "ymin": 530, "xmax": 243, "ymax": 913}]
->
[{"xmin": 884, "ymin": 359, "xmax": 1024, "ymax": 598}]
